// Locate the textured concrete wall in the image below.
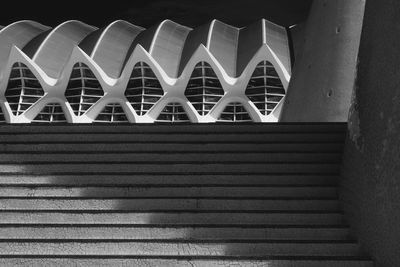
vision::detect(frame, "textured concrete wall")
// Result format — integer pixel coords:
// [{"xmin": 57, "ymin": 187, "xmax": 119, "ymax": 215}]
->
[
  {"xmin": 340, "ymin": 0, "xmax": 400, "ymax": 266},
  {"xmin": 280, "ymin": 0, "xmax": 365, "ymax": 122}
]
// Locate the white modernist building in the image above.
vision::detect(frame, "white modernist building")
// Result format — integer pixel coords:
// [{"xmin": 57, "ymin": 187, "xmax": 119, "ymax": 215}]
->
[{"xmin": 0, "ymin": 19, "xmax": 291, "ymax": 123}]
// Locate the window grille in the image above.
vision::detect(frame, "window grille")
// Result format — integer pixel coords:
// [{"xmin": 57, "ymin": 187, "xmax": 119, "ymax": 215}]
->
[
  {"xmin": 156, "ymin": 102, "xmax": 190, "ymax": 123},
  {"xmin": 245, "ymin": 61, "xmax": 285, "ymax": 115},
  {"xmin": 94, "ymin": 103, "xmax": 129, "ymax": 123},
  {"xmin": 32, "ymin": 103, "xmax": 67, "ymax": 123},
  {"xmin": 125, "ymin": 62, "xmax": 164, "ymax": 116},
  {"xmin": 217, "ymin": 102, "xmax": 252, "ymax": 122},
  {"xmin": 65, "ymin": 63, "xmax": 104, "ymax": 116},
  {"xmin": 185, "ymin": 62, "xmax": 224, "ymax": 116},
  {"xmin": 5, "ymin": 62, "xmax": 44, "ymax": 115},
  {"xmin": 0, "ymin": 107, "xmax": 5, "ymax": 123}
]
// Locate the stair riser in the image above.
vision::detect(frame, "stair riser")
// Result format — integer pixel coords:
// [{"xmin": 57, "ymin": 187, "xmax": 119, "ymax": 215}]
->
[
  {"xmin": 0, "ymin": 143, "xmax": 344, "ymax": 152},
  {"xmin": 0, "ymin": 175, "xmax": 339, "ymax": 186},
  {"xmin": 0, "ymin": 124, "xmax": 347, "ymax": 133},
  {"xmin": 0, "ymin": 199, "xmax": 339, "ymax": 211},
  {"xmin": 0, "ymin": 133, "xmax": 345, "ymax": 143},
  {"xmin": 0, "ymin": 187, "xmax": 337, "ymax": 198},
  {"xmin": 0, "ymin": 212, "xmax": 345, "ymax": 225},
  {"xmin": 0, "ymin": 153, "xmax": 342, "ymax": 163},
  {"xmin": 0, "ymin": 164, "xmax": 340, "ymax": 174},
  {"xmin": 0, "ymin": 227, "xmax": 351, "ymax": 240},
  {"xmin": 0, "ymin": 259, "xmax": 374, "ymax": 267},
  {"xmin": 0, "ymin": 242, "xmax": 361, "ymax": 256}
]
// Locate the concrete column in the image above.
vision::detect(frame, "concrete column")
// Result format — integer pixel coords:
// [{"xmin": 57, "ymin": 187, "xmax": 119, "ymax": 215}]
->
[
  {"xmin": 340, "ymin": 0, "xmax": 400, "ymax": 266},
  {"xmin": 280, "ymin": 0, "xmax": 365, "ymax": 122}
]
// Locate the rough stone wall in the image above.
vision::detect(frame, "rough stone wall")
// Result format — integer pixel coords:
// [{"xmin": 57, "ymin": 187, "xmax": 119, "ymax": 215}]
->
[
  {"xmin": 280, "ymin": 0, "xmax": 365, "ymax": 122},
  {"xmin": 340, "ymin": 0, "xmax": 400, "ymax": 266}
]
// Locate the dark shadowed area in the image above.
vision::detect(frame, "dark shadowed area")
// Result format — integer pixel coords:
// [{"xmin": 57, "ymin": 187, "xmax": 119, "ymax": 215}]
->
[{"xmin": 0, "ymin": 0, "xmax": 312, "ymax": 28}]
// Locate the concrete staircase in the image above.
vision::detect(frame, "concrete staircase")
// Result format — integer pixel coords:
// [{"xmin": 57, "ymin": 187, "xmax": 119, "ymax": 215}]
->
[{"xmin": 0, "ymin": 124, "xmax": 372, "ymax": 266}]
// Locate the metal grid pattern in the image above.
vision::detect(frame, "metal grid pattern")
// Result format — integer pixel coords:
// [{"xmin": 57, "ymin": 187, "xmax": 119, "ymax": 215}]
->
[
  {"xmin": 218, "ymin": 102, "xmax": 252, "ymax": 122},
  {"xmin": 65, "ymin": 62, "xmax": 105, "ymax": 116},
  {"xmin": 94, "ymin": 103, "xmax": 129, "ymax": 123},
  {"xmin": 0, "ymin": 107, "xmax": 5, "ymax": 123},
  {"xmin": 245, "ymin": 61, "xmax": 285, "ymax": 115},
  {"xmin": 32, "ymin": 103, "xmax": 67, "ymax": 123},
  {"xmin": 185, "ymin": 62, "xmax": 225, "ymax": 116},
  {"xmin": 125, "ymin": 62, "xmax": 164, "ymax": 116},
  {"xmin": 156, "ymin": 102, "xmax": 190, "ymax": 123},
  {"xmin": 5, "ymin": 62, "xmax": 44, "ymax": 115}
]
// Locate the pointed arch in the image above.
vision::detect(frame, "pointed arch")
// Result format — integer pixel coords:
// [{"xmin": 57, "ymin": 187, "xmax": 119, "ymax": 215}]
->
[
  {"xmin": 245, "ymin": 60, "xmax": 285, "ymax": 115},
  {"xmin": 5, "ymin": 62, "xmax": 45, "ymax": 115},
  {"xmin": 65, "ymin": 62, "xmax": 104, "ymax": 116},
  {"xmin": 184, "ymin": 61, "xmax": 225, "ymax": 116},
  {"xmin": 124, "ymin": 62, "xmax": 164, "ymax": 116}
]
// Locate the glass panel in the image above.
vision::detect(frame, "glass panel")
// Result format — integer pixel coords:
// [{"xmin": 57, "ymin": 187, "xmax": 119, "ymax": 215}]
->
[
  {"xmin": 5, "ymin": 63, "xmax": 44, "ymax": 115},
  {"xmin": 94, "ymin": 103, "xmax": 129, "ymax": 123},
  {"xmin": 32, "ymin": 103, "xmax": 67, "ymax": 123},
  {"xmin": 217, "ymin": 102, "xmax": 252, "ymax": 122},
  {"xmin": 184, "ymin": 62, "xmax": 224, "ymax": 116},
  {"xmin": 156, "ymin": 102, "xmax": 190, "ymax": 123},
  {"xmin": 124, "ymin": 62, "xmax": 164, "ymax": 116},
  {"xmin": 65, "ymin": 63, "xmax": 104, "ymax": 116},
  {"xmin": 245, "ymin": 60, "xmax": 285, "ymax": 115}
]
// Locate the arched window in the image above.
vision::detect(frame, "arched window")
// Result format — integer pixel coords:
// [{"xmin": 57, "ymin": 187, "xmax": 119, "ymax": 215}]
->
[
  {"xmin": 156, "ymin": 103, "xmax": 190, "ymax": 123},
  {"xmin": 65, "ymin": 63, "xmax": 104, "ymax": 116},
  {"xmin": 94, "ymin": 103, "xmax": 129, "ymax": 123},
  {"xmin": 245, "ymin": 61, "xmax": 285, "ymax": 115},
  {"xmin": 125, "ymin": 62, "xmax": 164, "ymax": 116},
  {"xmin": 185, "ymin": 62, "xmax": 224, "ymax": 116},
  {"xmin": 218, "ymin": 102, "xmax": 252, "ymax": 122},
  {"xmin": 32, "ymin": 103, "xmax": 67, "ymax": 123},
  {"xmin": 5, "ymin": 62, "xmax": 44, "ymax": 115}
]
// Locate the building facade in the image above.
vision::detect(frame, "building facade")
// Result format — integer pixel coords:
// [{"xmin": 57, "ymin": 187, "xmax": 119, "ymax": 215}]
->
[{"xmin": 0, "ymin": 19, "xmax": 291, "ymax": 123}]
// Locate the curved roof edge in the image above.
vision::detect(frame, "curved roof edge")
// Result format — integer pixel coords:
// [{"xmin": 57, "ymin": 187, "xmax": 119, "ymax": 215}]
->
[
  {"xmin": 178, "ymin": 21, "xmax": 211, "ymax": 76},
  {"xmin": 79, "ymin": 20, "xmax": 144, "ymax": 78},
  {"xmin": 207, "ymin": 19, "xmax": 240, "ymax": 77},
  {"xmin": 0, "ymin": 20, "xmax": 50, "ymax": 74},
  {"xmin": 262, "ymin": 19, "xmax": 291, "ymax": 74},
  {"xmin": 149, "ymin": 20, "xmax": 192, "ymax": 78},
  {"xmin": 31, "ymin": 20, "xmax": 97, "ymax": 78},
  {"xmin": 1, "ymin": 19, "xmax": 291, "ymax": 79}
]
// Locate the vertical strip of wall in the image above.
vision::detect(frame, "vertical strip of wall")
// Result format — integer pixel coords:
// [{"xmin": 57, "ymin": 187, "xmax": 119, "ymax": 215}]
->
[
  {"xmin": 280, "ymin": 0, "xmax": 366, "ymax": 122},
  {"xmin": 340, "ymin": 0, "xmax": 400, "ymax": 266}
]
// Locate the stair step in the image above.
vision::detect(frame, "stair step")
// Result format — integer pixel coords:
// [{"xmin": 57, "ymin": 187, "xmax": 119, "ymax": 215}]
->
[
  {"xmin": 0, "ymin": 123, "xmax": 369, "ymax": 263},
  {"xmin": 0, "ymin": 198, "xmax": 339, "ymax": 211},
  {"xmin": 0, "ymin": 124, "xmax": 347, "ymax": 134},
  {"xmin": 0, "ymin": 143, "xmax": 344, "ymax": 152},
  {"xmin": 0, "ymin": 241, "xmax": 361, "ymax": 257},
  {"xmin": 0, "ymin": 174, "xmax": 339, "ymax": 186},
  {"xmin": 0, "ymin": 152, "xmax": 342, "ymax": 163},
  {"xmin": 0, "ymin": 163, "xmax": 340, "ymax": 174},
  {"xmin": 0, "ymin": 186, "xmax": 337, "ymax": 198},
  {"xmin": 0, "ymin": 258, "xmax": 374, "ymax": 267},
  {"xmin": 0, "ymin": 133, "xmax": 345, "ymax": 143},
  {"xmin": 0, "ymin": 211, "xmax": 345, "ymax": 225},
  {"xmin": 0, "ymin": 226, "xmax": 351, "ymax": 240}
]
